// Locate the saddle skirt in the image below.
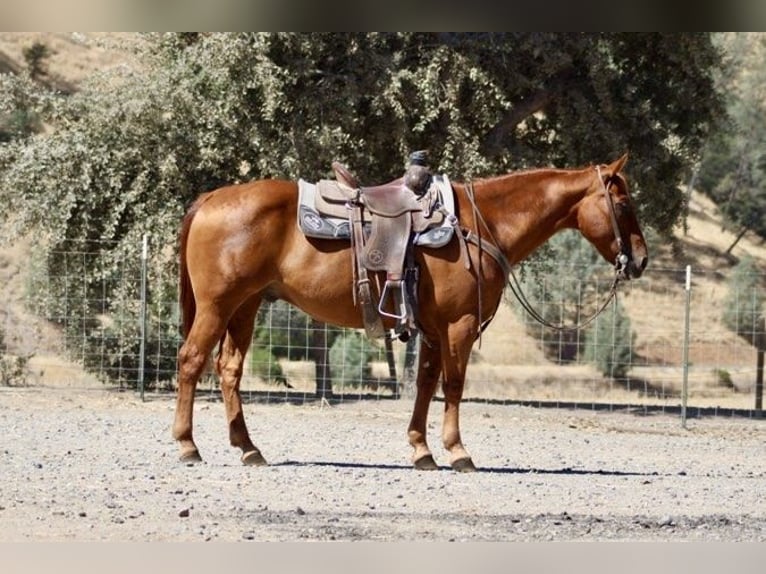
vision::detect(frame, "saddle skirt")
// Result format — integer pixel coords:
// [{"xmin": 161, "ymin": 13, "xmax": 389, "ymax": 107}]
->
[{"xmin": 297, "ymin": 174, "xmax": 455, "ymax": 248}]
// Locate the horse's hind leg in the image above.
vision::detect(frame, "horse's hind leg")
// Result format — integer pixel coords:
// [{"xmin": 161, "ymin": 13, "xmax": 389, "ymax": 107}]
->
[
  {"xmin": 173, "ymin": 306, "xmax": 228, "ymax": 462},
  {"xmin": 407, "ymin": 340, "xmax": 442, "ymax": 470},
  {"xmin": 215, "ymin": 295, "xmax": 266, "ymax": 466}
]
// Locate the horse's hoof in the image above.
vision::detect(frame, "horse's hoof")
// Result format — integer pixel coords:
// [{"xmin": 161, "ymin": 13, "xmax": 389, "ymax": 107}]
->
[
  {"xmin": 413, "ymin": 454, "xmax": 439, "ymax": 471},
  {"xmin": 241, "ymin": 450, "xmax": 268, "ymax": 466},
  {"xmin": 179, "ymin": 449, "xmax": 202, "ymax": 464},
  {"xmin": 451, "ymin": 457, "xmax": 477, "ymax": 473}
]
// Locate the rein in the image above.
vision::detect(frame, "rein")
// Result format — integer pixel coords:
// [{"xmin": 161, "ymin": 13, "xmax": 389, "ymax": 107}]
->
[{"xmin": 462, "ymin": 167, "xmax": 625, "ymax": 333}]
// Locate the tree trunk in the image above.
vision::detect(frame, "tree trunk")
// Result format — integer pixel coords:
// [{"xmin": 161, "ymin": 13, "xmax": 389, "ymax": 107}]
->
[
  {"xmin": 724, "ymin": 227, "xmax": 749, "ymax": 256},
  {"xmin": 480, "ymin": 67, "xmax": 576, "ymax": 158}
]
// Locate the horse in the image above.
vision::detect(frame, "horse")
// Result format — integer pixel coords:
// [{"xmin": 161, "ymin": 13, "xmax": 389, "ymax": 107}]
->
[{"xmin": 173, "ymin": 153, "xmax": 648, "ymax": 472}]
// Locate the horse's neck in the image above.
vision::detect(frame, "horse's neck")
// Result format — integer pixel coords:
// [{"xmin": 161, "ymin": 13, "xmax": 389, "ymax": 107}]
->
[{"xmin": 467, "ymin": 169, "xmax": 591, "ymax": 265}]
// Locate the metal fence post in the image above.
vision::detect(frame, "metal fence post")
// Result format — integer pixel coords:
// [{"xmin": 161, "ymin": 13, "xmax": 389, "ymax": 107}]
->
[
  {"xmin": 138, "ymin": 234, "xmax": 148, "ymax": 401},
  {"xmin": 681, "ymin": 265, "xmax": 691, "ymax": 428},
  {"xmin": 755, "ymin": 316, "xmax": 764, "ymax": 417}
]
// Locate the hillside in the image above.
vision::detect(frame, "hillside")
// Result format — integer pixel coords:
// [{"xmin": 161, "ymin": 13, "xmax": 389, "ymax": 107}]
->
[
  {"xmin": 1, "ymin": 33, "xmax": 764, "ymax": 408},
  {"xmin": 0, "ymin": 32, "xmax": 138, "ymax": 85}
]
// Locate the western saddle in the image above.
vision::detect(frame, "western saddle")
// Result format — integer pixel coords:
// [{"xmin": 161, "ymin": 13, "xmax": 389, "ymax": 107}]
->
[{"xmin": 297, "ymin": 151, "xmax": 457, "ymax": 341}]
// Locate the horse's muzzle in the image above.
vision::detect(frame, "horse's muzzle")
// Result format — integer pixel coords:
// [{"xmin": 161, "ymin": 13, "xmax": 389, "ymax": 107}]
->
[{"xmin": 620, "ymin": 254, "xmax": 647, "ymax": 280}]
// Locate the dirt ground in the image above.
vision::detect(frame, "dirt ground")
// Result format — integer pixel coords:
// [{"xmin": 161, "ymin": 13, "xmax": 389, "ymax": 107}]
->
[{"xmin": 1, "ymin": 385, "xmax": 765, "ymax": 542}]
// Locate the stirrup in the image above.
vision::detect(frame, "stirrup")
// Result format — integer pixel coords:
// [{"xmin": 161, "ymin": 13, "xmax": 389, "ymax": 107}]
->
[{"xmin": 378, "ymin": 279, "xmax": 408, "ymax": 320}]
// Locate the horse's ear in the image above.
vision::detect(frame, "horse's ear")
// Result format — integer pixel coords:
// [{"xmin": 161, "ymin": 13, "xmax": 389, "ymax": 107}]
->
[{"xmin": 605, "ymin": 153, "xmax": 628, "ymax": 177}]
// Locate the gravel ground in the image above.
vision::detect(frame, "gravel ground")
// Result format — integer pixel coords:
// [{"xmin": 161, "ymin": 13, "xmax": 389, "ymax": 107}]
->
[{"xmin": 1, "ymin": 386, "xmax": 765, "ymax": 542}]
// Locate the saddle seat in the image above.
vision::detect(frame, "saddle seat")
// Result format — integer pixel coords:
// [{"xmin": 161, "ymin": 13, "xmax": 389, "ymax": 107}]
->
[{"xmin": 331, "ymin": 161, "xmax": 425, "ymax": 217}]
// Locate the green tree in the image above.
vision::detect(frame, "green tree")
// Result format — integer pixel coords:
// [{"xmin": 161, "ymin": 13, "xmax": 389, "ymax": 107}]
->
[
  {"xmin": 722, "ymin": 256, "xmax": 765, "ymax": 346},
  {"xmin": 1, "ymin": 33, "xmax": 724, "ymax": 244},
  {"xmin": 22, "ymin": 41, "xmax": 52, "ymax": 81},
  {"xmin": 697, "ymin": 33, "xmax": 766, "ymax": 248}
]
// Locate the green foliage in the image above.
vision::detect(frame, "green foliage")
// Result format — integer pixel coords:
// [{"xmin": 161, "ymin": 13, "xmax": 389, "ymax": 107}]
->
[
  {"xmin": 0, "ymin": 325, "xmax": 31, "ymax": 386},
  {"xmin": 697, "ymin": 34, "xmax": 766, "ymax": 240},
  {"xmin": 0, "ymin": 33, "xmax": 724, "ymax": 244},
  {"xmin": 254, "ymin": 301, "xmax": 340, "ymax": 361},
  {"xmin": 24, "ymin": 240, "xmax": 181, "ymax": 387},
  {"xmin": 515, "ymin": 230, "xmax": 612, "ymax": 363},
  {"xmin": 328, "ymin": 331, "xmax": 378, "ymax": 389},
  {"xmin": 0, "ymin": 354, "xmax": 29, "ymax": 386},
  {"xmin": 721, "ymin": 255, "xmax": 765, "ymax": 346},
  {"xmin": 582, "ymin": 299, "xmax": 635, "ymax": 381},
  {"xmin": 713, "ymin": 368, "xmax": 736, "ymax": 391},
  {"xmin": 0, "ymin": 72, "xmax": 47, "ymax": 143},
  {"xmin": 23, "ymin": 41, "xmax": 52, "ymax": 80},
  {"xmin": 248, "ymin": 345, "xmax": 285, "ymax": 383}
]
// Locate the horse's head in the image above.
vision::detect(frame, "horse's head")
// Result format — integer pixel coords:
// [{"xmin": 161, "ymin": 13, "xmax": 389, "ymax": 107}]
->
[{"xmin": 578, "ymin": 153, "xmax": 648, "ymax": 280}]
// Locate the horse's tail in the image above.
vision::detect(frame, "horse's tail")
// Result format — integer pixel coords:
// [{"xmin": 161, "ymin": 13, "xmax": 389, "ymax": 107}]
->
[{"xmin": 178, "ymin": 194, "xmax": 207, "ymax": 340}]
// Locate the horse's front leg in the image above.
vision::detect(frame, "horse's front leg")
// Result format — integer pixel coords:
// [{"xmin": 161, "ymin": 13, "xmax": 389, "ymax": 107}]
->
[
  {"xmin": 216, "ymin": 297, "xmax": 267, "ymax": 466},
  {"xmin": 440, "ymin": 316, "xmax": 479, "ymax": 472},
  {"xmin": 407, "ymin": 341, "xmax": 442, "ymax": 470}
]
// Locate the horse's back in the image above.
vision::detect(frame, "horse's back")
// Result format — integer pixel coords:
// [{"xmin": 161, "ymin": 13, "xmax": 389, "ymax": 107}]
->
[{"xmin": 189, "ymin": 179, "xmax": 297, "ymax": 223}]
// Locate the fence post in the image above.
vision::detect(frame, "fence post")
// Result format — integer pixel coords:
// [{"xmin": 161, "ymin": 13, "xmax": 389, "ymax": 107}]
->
[
  {"xmin": 755, "ymin": 316, "xmax": 764, "ymax": 417},
  {"xmin": 138, "ymin": 234, "xmax": 148, "ymax": 402},
  {"xmin": 681, "ymin": 265, "xmax": 691, "ymax": 428}
]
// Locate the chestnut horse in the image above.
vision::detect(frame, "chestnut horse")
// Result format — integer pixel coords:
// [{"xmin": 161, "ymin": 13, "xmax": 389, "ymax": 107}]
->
[{"xmin": 173, "ymin": 153, "xmax": 647, "ymax": 472}]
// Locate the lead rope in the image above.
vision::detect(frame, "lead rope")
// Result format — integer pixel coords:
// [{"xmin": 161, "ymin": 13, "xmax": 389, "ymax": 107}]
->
[{"xmin": 461, "ymin": 170, "xmax": 622, "ymax": 333}]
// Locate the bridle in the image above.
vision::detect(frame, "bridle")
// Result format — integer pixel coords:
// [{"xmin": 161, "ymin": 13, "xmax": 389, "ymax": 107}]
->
[
  {"xmin": 597, "ymin": 165, "xmax": 633, "ymax": 279},
  {"xmin": 461, "ymin": 166, "xmax": 631, "ymax": 333}
]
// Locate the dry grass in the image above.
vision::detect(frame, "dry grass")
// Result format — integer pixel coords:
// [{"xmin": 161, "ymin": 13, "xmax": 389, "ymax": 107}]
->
[{"xmin": 0, "ymin": 33, "xmax": 139, "ymax": 85}]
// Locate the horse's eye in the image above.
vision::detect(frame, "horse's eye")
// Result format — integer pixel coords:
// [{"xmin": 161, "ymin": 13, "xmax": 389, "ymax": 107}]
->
[{"xmin": 616, "ymin": 202, "xmax": 632, "ymax": 215}]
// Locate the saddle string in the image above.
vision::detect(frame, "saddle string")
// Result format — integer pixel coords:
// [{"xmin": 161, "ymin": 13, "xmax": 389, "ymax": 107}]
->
[
  {"xmin": 348, "ymin": 203, "xmax": 359, "ymax": 307},
  {"xmin": 461, "ymin": 172, "xmax": 622, "ymax": 333},
  {"xmin": 464, "ymin": 180, "xmax": 484, "ymax": 346},
  {"xmin": 348, "ymin": 201, "xmax": 385, "ymax": 338}
]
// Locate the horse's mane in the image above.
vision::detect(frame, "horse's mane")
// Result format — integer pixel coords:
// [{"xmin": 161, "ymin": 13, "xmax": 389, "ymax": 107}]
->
[{"xmin": 457, "ymin": 165, "xmax": 590, "ymax": 190}]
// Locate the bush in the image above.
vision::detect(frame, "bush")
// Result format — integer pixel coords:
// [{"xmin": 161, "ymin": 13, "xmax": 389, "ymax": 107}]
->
[
  {"xmin": 253, "ymin": 301, "xmax": 340, "ymax": 361},
  {"xmin": 248, "ymin": 345, "xmax": 285, "ymax": 384},
  {"xmin": 582, "ymin": 299, "xmax": 635, "ymax": 381},
  {"xmin": 328, "ymin": 331, "xmax": 378, "ymax": 389},
  {"xmin": 0, "ymin": 325, "xmax": 32, "ymax": 386},
  {"xmin": 515, "ymin": 230, "xmax": 613, "ymax": 364}
]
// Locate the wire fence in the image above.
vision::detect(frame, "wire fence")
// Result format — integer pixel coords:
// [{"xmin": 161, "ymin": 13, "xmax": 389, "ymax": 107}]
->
[{"xmin": 2, "ymin": 237, "xmax": 764, "ymax": 419}]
